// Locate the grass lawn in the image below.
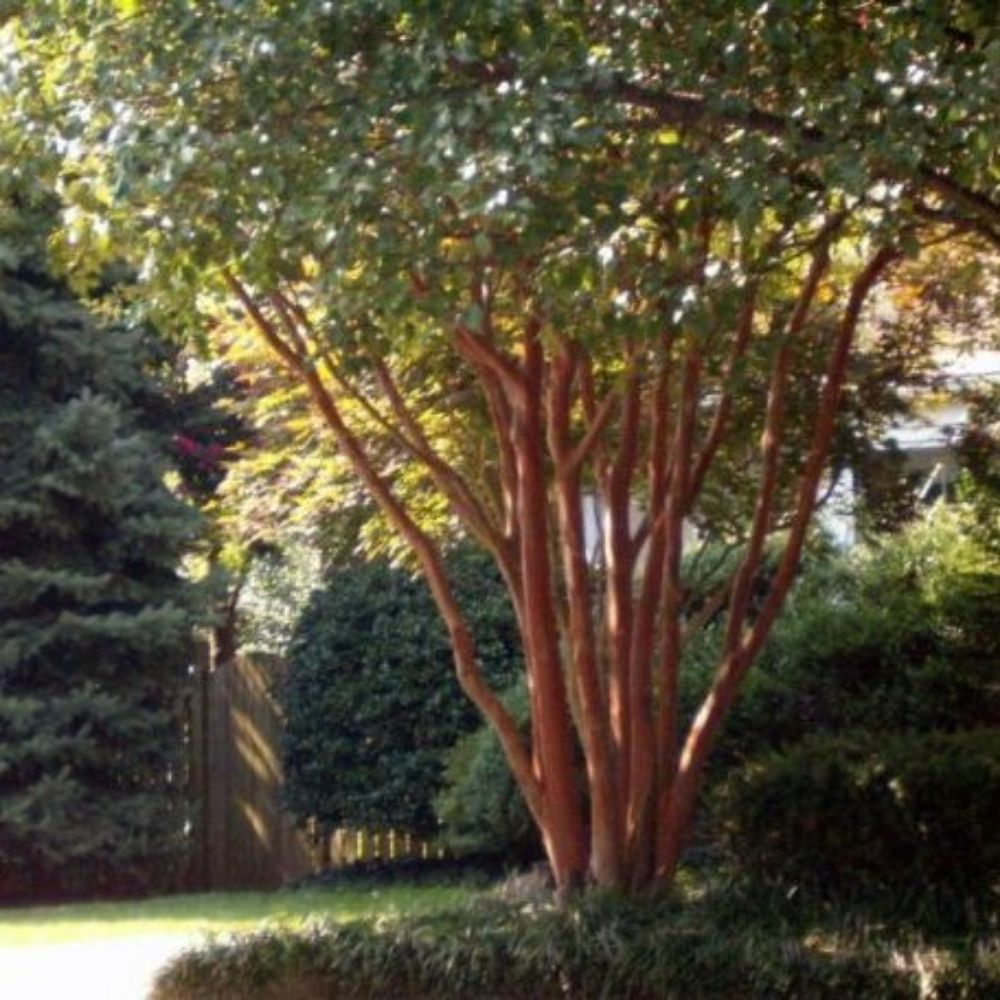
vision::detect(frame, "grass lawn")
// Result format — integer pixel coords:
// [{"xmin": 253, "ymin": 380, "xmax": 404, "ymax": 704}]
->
[{"xmin": 0, "ymin": 884, "xmax": 474, "ymax": 947}]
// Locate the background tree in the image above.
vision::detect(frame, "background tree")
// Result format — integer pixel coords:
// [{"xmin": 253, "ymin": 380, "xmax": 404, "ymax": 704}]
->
[
  {"xmin": 7, "ymin": 1, "xmax": 998, "ymax": 893},
  {"xmin": 849, "ymin": 238, "xmax": 1000, "ymax": 533},
  {"xmin": 282, "ymin": 546, "xmax": 521, "ymax": 837},
  {"xmin": 195, "ymin": 323, "xmax": 351, "ymax": 660},
  {"xmin": 0, "ymin": 196, "xmax": 204, "ymax": 901},
  {"xmin": 167, "ymin": 362, "xmax": 256, "ymax": 667}
]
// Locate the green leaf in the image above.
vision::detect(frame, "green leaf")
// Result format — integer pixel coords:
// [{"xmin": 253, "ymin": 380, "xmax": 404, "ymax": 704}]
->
[{"xmin": 463, "ymin": 303, "xmax": 484, "ymax": 331}]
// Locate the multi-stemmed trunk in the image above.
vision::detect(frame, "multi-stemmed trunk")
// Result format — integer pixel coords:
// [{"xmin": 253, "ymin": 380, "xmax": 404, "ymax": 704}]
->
[{"xmin": 225, "ymin": 228, "xmax": 898, "ymax": 894}]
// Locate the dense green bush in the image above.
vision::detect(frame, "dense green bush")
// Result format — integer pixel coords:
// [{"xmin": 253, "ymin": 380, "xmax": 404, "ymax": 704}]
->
[
  {"xmin": 682, "ymin": 512, "xmax": 999, "ymax": 770},
  {"xmin": 434, "ymin": 682, "xmax": 540, "ymax": 862},
  {"xmin": 281, "ymin": 545, "xmax": 520, "ymax": 836},
  {"xmin": 715, "ymin": 729, "xmax": 1000, "ymax": 908}
]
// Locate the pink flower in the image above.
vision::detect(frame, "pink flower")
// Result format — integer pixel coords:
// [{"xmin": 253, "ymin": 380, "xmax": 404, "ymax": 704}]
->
[{"xmin": 173, "ymin": 434, "xmax": 200, "ymax": 457}]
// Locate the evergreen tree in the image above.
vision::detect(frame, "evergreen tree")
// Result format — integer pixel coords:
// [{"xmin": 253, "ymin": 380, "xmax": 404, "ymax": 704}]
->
[{"xmin": 0, "ymin": 212, "xmax": 203, "ymax": 901}]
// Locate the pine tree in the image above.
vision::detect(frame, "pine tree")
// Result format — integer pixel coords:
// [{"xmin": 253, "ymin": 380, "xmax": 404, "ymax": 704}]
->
[{"xmin": 0, "ymin": 215, "xmax": 203, "ymax": 901}]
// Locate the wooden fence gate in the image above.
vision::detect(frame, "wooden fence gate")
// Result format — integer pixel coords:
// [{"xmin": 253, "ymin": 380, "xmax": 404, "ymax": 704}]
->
[
  {"xmin": 186, "ymin": 648, "xmax": 315, "ymax": 891},
  {"xmin": 183, "ymin": 647, "xmax": 442, "ymax": 891}
]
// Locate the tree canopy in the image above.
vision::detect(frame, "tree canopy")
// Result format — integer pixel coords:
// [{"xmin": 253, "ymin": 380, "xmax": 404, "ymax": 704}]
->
[{"xmin": 4, "ymin": 0, "xmax": 997, "ymax": 893}]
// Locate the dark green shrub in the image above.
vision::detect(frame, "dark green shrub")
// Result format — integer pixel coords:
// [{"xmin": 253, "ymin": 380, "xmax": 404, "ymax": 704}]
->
[
  {"xmin": 281, "ymin": 545, "xmax": 521, "ymax": 836},
  {"xmin": 715, "ymin": 729, "xmax": 1000, "ymax": 908},
  {"xmin": 152, "ymin": 893, "xmax": 931, "ymax": 999},
  {"xmin": 681, "ymin": 515, "xmax": 999, "ymax": 771},
  {"xmin": 435, "ymin": 681, "xmax": 540, "ymax": 863}
]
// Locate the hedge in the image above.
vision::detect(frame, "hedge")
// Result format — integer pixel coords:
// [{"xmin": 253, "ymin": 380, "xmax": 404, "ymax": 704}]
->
[{"xmin": 714, "ymin": 728, "xmax": 1000, "ymax": 908}]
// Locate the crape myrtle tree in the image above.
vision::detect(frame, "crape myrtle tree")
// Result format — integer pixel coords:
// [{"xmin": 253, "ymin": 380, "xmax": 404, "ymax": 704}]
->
[{"xmin": 7, "ymin": 1, "xmax": 998, "ymax": 892}]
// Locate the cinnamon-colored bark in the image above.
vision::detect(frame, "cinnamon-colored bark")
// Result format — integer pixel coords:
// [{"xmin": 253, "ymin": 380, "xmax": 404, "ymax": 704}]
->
[
  {"xmin": 513, "ymin": 326, "xmax": 588, "ymax": 887},
  {"xmin": 224, "ymin": 230, "xmax": 899, "ymax": 893},
  {"xmin": 605, "ymin": 369, "xmax": 641, "ymax": 820},
  {"xmin": 653, "ymin": 246, "xmax": 898, "ymax": 883},
  {"xmin": 548, "ymin": 347, "xmax": 623, "ymax": 886}
]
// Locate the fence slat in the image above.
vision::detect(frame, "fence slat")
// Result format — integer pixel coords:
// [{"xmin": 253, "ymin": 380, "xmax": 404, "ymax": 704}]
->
[{"xmin": 186, "ymin": 649, "xmax": 442, "ymax": 890}]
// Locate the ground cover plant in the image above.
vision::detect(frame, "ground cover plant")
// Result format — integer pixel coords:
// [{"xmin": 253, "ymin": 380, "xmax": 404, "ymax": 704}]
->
[{"xmin": 151, "ymin": 876, "xmax": 1000, "ymax": 1000}]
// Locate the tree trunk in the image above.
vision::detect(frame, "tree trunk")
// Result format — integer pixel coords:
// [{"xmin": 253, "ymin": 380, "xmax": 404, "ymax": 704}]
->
[{"xmin": 228, "ymin": 235, "xmax": 899, "ymax": 896}]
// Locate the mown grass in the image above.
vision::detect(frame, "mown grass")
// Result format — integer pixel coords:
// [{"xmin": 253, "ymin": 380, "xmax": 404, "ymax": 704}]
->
[{"xmin": 0, "ymin": 884, "xmax": 473, "ymax": 947}]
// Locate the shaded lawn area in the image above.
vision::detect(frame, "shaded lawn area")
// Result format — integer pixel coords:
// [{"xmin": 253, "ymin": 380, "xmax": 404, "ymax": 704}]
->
[{"xmin": 0, "ymin": 884, "xmax": 474, "ymax": 947}]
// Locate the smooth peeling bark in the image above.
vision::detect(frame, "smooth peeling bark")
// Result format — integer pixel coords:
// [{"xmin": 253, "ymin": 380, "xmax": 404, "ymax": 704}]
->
[
  {"xmin": 224, "ymin": 234, "xmax": 900, "ymax": 895},
  {"xmin": 648, "ymin": 350, "xmax": 702, "ymax": 884},
  {"xmin": 622, "ymin": 352, "xmax": 673, "ymax": 882},
  {"xmin": 513, "ymin": 329, "xmax": 588, "ymax": 889},
  {"xmin": 548, "ymin": 347, "xmax": 624, "ymax": 888},
  {"xmin": 605, "ymin": 370, "xmax": 642, "ymax": 823},
  {"xmin": 652, "ymin": 246, "xmax": 900, "ymax": 884}
]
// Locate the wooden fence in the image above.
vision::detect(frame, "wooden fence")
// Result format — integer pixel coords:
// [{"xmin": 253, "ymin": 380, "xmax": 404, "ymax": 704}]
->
[{"xmin": 183, "ymin": 648, "xmax": 439, "ymax": 891}]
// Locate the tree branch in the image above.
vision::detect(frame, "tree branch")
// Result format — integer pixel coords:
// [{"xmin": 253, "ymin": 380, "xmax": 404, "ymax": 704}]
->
[
  {"xmin": 622, "ymin": 342, "xmax": 674, "ymax": 876},
  {"xmin": 452, "ymin": 324, "xmax": 526, "ymax": 403},
  {"xmin": 570, "ymin": 386, "xmax": 620, "ymax": 472},
  {"xmin": 613, "ymin": 78, "xmax": 1000, "ymax": 241},
  {"xmin": 652, "ymin": 349, "xmax": 701, "ymax": 816},
  {"xmin": 740, "ymin": 245, "xmax": 901, "ymax": 665},
  {"xmin": 721, "ymin": 222, "xmax": 839, "ymax": 658},
  {"xmin": 547, "ymin": 344, "xmax": 623, "ymax": 884},
  {"xmin": 366, "ymin": 350, "xmax": 513, "ymax": 563},
  {"xmin": 224, "ymin": 269, "xmax": 544, "ymax": 822},
  {"xmin": 687, "ymin": 280, "xmax": 759, "ymax": 506},
  {"xmin": 605, "ymin": 361, "xmax": 641, "ymax": 810},
  {"xmin": 654, "ymin": 244, "xmax": 899, "ymax": 881}
]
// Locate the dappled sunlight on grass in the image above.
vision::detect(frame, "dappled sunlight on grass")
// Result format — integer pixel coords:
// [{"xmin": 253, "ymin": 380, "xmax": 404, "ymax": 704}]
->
[{"xmin": 0, "ymin": 885, "xmax": 474, "ymax": 947}]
